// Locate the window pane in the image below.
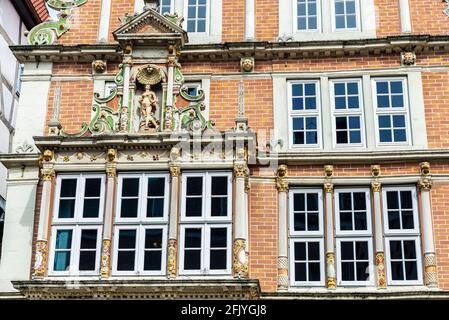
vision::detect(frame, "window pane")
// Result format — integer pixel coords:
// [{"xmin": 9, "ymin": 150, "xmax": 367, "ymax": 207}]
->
[
  {"xmin": 400, "ymin": 191, "xmax": 413, "ymax": 209},
  {"xmin": 54, "ymin": 251, "xmax": 71, "ymax": 271},
  {"xmin": 308, "ymin": 242, "xmax": 320, "ymax": 260},
  {"xmin": 347, "ymin": 82, "xmax": 358, "ymax": 94},
  {"xmin": 145, "ymin": 229, "xmax": 163, "ymax": 249},
  {"xmin": 184, "ymin": 250, "xmax": 201, "ymax": 270},
  {"xmin": 80, "ymin": 230, "xmax": 97, "ymax": 249},
  {"xmin": 376, "ymin": 82, "xmax": 389, "ymax": 94},
  {"xmin": 59, "ymin": 199, "xmax": 75, "ymax": 219},
  {"xmin": 292, "ymin": 84, "xmax": 302, "ymax": 96},
  {"xmin": 353, "ymin": 192, "xmax": 366, "ymax": 210},
  {"xmin": 388, "ymin": 211, "xmax": 401, "ymax": 229},
  {"xmin": 391, "ymin": 95, "xmax": 404, "ymax": 108},
  {"xmin": 197, "ymin": 20, "xmax": 206, "ymax": 33},
  {"xmin": 83, "ymin": 199, "xmax": 100, "ymax": 218},
  {"xmin": 147, "ymin": 198, "xmax": 164, "ymax": 218},
  {"xmin": 121, "ymin": 199, "xmax": 138, "ymax": 218},
  {"xmin": 389, "ymin": 240, "xmax": 403, "ymax": 259},
  {"xmin": 354, "ymin": 212, "xmax": 367, "ymax": 230},
  {"xmin": 144, "ymin": 251, "xmax": 162, "ymax": 271},
  {"xmin": 295, "ymin": 262, "xmax": 307, "ymax": 281},
  {"xmin": 379, "ymin": 115, "xmax": 391, "ymax": 128},
  {"xmin": 295, "ymin": 242, "xmax": 306, "ymax": 261},
  {"xmin": 294, "ymin": 212, "xmax": 306, "ymax": 231},
  {"xmin": 308, "ymin": 212, "xmax": 319, "ymax": 231},
  {"xmin": 60, "ymin": 179, "xmax": 77, "ymax": 197},
  {"xmin": 294, "ymin": 132, "xmax": 305, "ymax": 145},
  {"xmin": 336, "ymin": 117, "xmax": 347, "ymax": 130},
  {"xmin": 356, "ymin": 262, "xmax": 369, "ymax": 281},
  {"xmin": 212, "ymin": 176, "xmax": 227, "ymax": 195},
  {"xmin": 186, "ymin": 198, "xmax": 202, "ymax": 217},
  {"xmin": 306, "ymin": 132, "xmax": 317, "ymax": 144},
  {"xmin": 380, "ymin": 129, "xmax": 392, "ymax": 143},
  {"xmin": 402, "ymin": 211, "xmax": 415, "ymax": 229},
  {"xmin": 292, "ymin": 97, "xmax": 304, "ymax": 110},
  {"xmin": 405, "ymin": 261, "xmax": 418, "ymax": 280},
  {"xmin": 377, "ymin": 96, "xmax": 390, "ymax": 108},
  {"xmin": 122, "ymin": 178, "xmax": 139, "ymax": 197},
  {"xmin": 339, "ymin": 193, "xmax": 352, "ymax": 210},
  {"xmin": 347, "ymin": 15, "xmax": 356, "ymax": 28},
  {"xmin": 117, "ymin": 251, "xmax": 135, "ymax": 271},
  {"xmin": 185, "ymin": 228, "xmax": 202, "ymax": 248},
  {"xmin": 394, "ymin": 129, "xmax": 407, "ymax": 142},
  {"xmin": 148, "ymin": 178, "xmax": 165, "ymax": 197},
  {"xmin": 403, "ymin": 240, "xmax": 416, "ymax": 259},
  {"xmin": 294, "ymin": 193, "xmax": 305, "ymax": 211},
  {"xmin": 390, "ymin": 81, "xmax": 403, "ymax": 94},
  {"xmin": 187, "ymin": 177, "xmax": 203, "ymax": 196},
  {"xmin": 342, "ymin": 262, "xmax": 355, "ymax": 281},
  {"xmin": 307, "ymin": 193, "xmax": 318, "ymax": 211},
  {"xmin": 210, "ymin": 228, "xmax": 227, "ymax": 248},
  {"xmin": 349, "ymin": 131, "xmax": 361, "ymax": 144},
  {"xmin": 334, "ymin": 83, "xmax": 345, "ymax": 95},
  {"xmin": 210, "ymin": 250, "xmax": 227, "ymax": 270},
  {"xmin": 55, "ymin": 230, "xmax": 72, "ymax": 249},
  {"xmin": 211, "ymin": 197, "xmax": 227, "ymax": 216},
  {"xmin": 387, "ymin": 191, "xmax": 399, "ymax": 209},
  {"xmin": 118, "ymin": 230, "xmax": 136, "ymax": 249},
  {"xmin": 335, "ymin": 97, "xmax": 346, "ymax": 109},
  {"xmin": 309, "ymin": 263, "xmax": 321, "ymax": 281},
  {"xmin": 391, "ymin": 261, "xmax": 404, "ymax": 280},
  {"xmin": 335, "ymin": 16, "xmax": 345, "ymax": 29},
  {"xmin": 84, "ymin": 178, "xmax": 101, "ymax": 197},
  {"xmin": 293, "ymin": 117, "xmax": 304, "ymax": 130},
  {"xmin": 355, "ymin": 241, "xmax": 368, "ymax": 260},
  {"xmin": 341, "ymin": 242, "xmax": 354, "ymax": 260},
  {"xmin": 79, "ymin": 251, "xmax": 96, "ymax": 271},
  {"xmin": 340, "ymin": 212, "xmax": 353, "ymax": 230}
]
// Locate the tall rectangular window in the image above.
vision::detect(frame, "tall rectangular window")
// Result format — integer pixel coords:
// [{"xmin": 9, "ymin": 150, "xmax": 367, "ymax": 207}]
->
[
  {"xmin": 373, "ymin": 78, "xmax": 410, "ymax": 145},
  {"xmin": 289, "ymin": 189, "xmax": 325, "ymax": 286},
  {"xmin": 288, "ymin": 81, "xmax": 321, "ymax": 148},
  {"xmin": 334, "ymin": 188, "xmax": 374, "ymax": 286},
  {"xmin": 333, "ymin": 0, "xmax": 359, "ymax": 30},
  {"xmin": 330, "ymin": 79, "xmax": 364, "ymax": 146},
  {"xmin": 382, "ymin": 186, "xmax": 423, "ymax": 285},
  {"xmin": 113, "ymin": 173, "xmax": 169, "ymax": 275},
  {"xmin": 179, "ymin": 172, "xmax": 232, "ymax": 275},
  {"xmin": 186, "ymin": 0, "xmax": 208, "ymax": 33},
  {"xmin": 296, "ymin": 0, "xmax": 320, "ymax": 31},
  {"xmin": 50, "ymin": 174, "xmax": 105, "ymax": 275}
]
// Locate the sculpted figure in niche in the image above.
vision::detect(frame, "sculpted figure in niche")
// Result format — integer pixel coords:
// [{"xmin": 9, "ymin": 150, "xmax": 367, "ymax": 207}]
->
[{"xmin": 139, "ymin": 84, "xmax": 160, "ymax": 131}]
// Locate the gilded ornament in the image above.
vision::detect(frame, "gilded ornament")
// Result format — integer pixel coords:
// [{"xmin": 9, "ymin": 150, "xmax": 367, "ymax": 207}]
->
[
  {"xmin": 33, "ymin": 240, "xmax": 48, "ymax": 278},
  {"xmin": 276, "ymin": 165, "xmax": 288, "ymax": 179},
  {"xmin": 401, "ymin": 52, "xmax": 416, "ymax": 66},
  {"xmin": 420, "ymin": 162, "xmax": 431, "ymax": 176},
  {"xmin": 107, "ymin": 148, "xmax": 117, "ymax": 162},
  {"xmin": 167, "ymin": 239, "xmax": 177, "ymax": 278},
  {"xmin": 324, "ymin": 183, "xmax": 334, "ymax": 193},
  {"xmin": 170, "ymin": 166, "xmax": 181, "ymax": 177},
  {"xmin": 375, "ymin": 252, "xmax": 387, "ymax": 288},
  {"xmin": 324, "ymin": 165, "xmax": 333, "ymax": 178},
  {"xmin": 100, "ymin": 239, "xmax": 112, "ymax": 278},
  {"xmin": 240, "ymin": 57, "xmax": 255, "ymax": 72},
  {"xmin": 418, "ymin": 177, "xmax": 432, "ymax": 191},
  {"xmin": 371, "ymin": 180, "xmax": 382, "ymax": 192},
  {"xmin": 371, "ymin": 165, "xmax": 381, "ymax": 177},
  {"xmin": 234, "ymin": 164, "xmax": 249, "ymax": 178},
  {"xmin": 92, "ymin": 60, "xmax": 107, "ymax": 73},
  {"xmin": 276, "ymin": 180, "xmax": 289, "ymax": 192},
  {"xmin": 63, "ymin": 156, "xmax": 70, "ymax": 162},
  {"xmin": 90, "ymin": 155, "xmax": 97, "ymax": 162},
  {"xmin": 233, "ymin": 239, "xmax": 249, "ymax": 278},
  {"xmin": 41, "ymin": 168, "xmax": 55, "ymax": 181},
  {"xmin": 42, "ymin": 149, "xmax": 54, "ymax": 162},
  {"xmin": 127, "ymin": 155, "xmax": 134, "ymax": 161},
  {"xmin": 326, "ymin": 252, "xmax": 337, "ymax": 289}
]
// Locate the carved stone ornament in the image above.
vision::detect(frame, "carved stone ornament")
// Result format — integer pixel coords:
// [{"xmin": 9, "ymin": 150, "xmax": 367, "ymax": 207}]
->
[
  {"xmin": 420, "ymin": 162, "xmax": 431, "ymax": 176},
  {"xmin": 42, "ymin": 149, "xmax": 54, "ymax": 162},
  {"xmin": 276, "ymin": 164, "xmax": 288, "ymax": 179},
  {"xmin": 33, "ymin": 240, "xmax": 48, "ymax": 278},
  {"xmin": 234, "ymin": 164, "xmax": 249, "ymax": 178},
  {"xmin": 424, "ymin": 253, "xmax": 438, "ymax": 287},
  {"xmin": 136, "ymin": 65, "xmax": 163, "ymax": 86},
  {"xmin": 371, "ymin": 165, "xmax": 381, "ymax": 177},
  {"xmin": 16, "ymin": 141, "xmax": 35, "ymax": 153},
  {"xmin": 324, "ymin": 165, "xmax": 334, "ymax": 178},
  {"xmin": 276, "ymin": 180, "xmax": 289, "ymax": 193},
  {"xmin": 106, "ymin": 166, "xmax": 117, "ymax": 178},
  {"xmin": 240, "ymin": 57, "xmax": 255, "ymax": 72},
  {"xmin": 326, "ymin": 252, "xmax": 337, "ymax": 289},
  {"xmin": 170, "ymin": 166, "xmax": 181, "ymax": 177},
  {"xmin": 233, "ymin": 239, "xmax": 249, "ymax": 278},
  {"xmin": 139, "ymin": 85, "xmax": 160, "ymax": 131},
  {"xmin": 92, "ymin": 60, "xmax": 107, "ymax": 74},
  {"xmin": 107, "ymin": 148, "xmax": 117, "ymax": 162},
  {"xmin": 41, "ymin": 168, "xmax": 55, "ymax": 181},
  {"xmin": 418, "ymin": 177, "xmax": 432, "ymax": 191},
  {"xmin": 371, "ymin": 180, "xmax": 382, "ymax": 192},
  {"xmin": 100, "ymin": 239, "xmax": 112, "ymax": 278},
  {"xmin": 167, "ymin": 239, "xmax": 177, "ymax": 278},
  {"xmin": 401, "ymin": 52, "xmax": 416, "ymax": 66},
  {"xmin": 277, "ymin": 256, "xmax": 289, "ymax": 289},
  {"xmin": 375, "ymin": 252, "xmax": 387, "ymax": 288},
  {"xmin": 324, "ymin": 183, "xmax": 334, "ymax": 193}
]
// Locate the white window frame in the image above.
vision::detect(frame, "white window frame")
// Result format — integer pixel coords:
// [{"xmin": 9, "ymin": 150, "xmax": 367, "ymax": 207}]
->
[
  {"xmin": 293, "ymin": 0, "xmax": 322, "ymax": 33},
  {"xmin": 330, "ymin": 78, "xmax": 366, "ymax": 148},
  {"xmin": 159, "ymin": 0, "xmax": 174, "ymax": 14},
  {"xmin": 289, "ymin": 238, "xmax": 325, "ymax": 286},
  {"xmin": 372, "ymin": 77, "xmax": 412, "ymax": 147},
  {"xmin": 288, "ymin": 80, "xmax": 322, "ymax": 149},
  {"xmin": 112, "ymin": 225, "xmax": 167, "ymax": 276},
  {"xmin": 382, "ymin": 186, "xmax": 420, "ymax": 235},
  {"xmin": 334, "ymin": 187, "xmax": 372, "ymax": 236},
  {"xmin": 53, "ymin": 174, "xmax": 106, "ymax": 224},
  {"xmin": 180, "ymin": 172, "xmax": 232, "ymax": 222},
  {"xmin": 288, "ymin": 188, "xmax": 324, "ymax": 236},
  {"xmin": 182, "ymin": 82, "xmax": 202, "ymax": 97},
  {"xmin": 116, "ymin": 173, "xmax": 170, "ymax": 224},
  {"xmin": 336, "ymin": 237, "xmax": 374, "ymax": 286},
  {"xmin": 48, "ymin": 225, "xmax": 102, "ymax": 276},
  {"xmin": 384, "ymin": 236, "xmax": 423, "ymax": 286},
  {"xmin": 331, "ymin": 0, "xmax": 361, "ymax": 32},
  {"xmin": 179, "ymin": 224, "xmax": 232, "ymax": 275},
  {"xmin": 184, "ymin": 0, "xmax": 210, "ymax": 35}
]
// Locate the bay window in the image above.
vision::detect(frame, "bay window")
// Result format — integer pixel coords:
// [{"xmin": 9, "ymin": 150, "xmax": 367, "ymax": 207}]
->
[
  {"xmin": 49, "ymin": 174, "xmax": 105, "ymax": 275},
  {"xmin": 112, "ymin": 173, "xmax": 169, "ymax": 275},
  {"xmin": 179, "ymin": 172, "xmax": 232, "ymax": 275},
  {"xmin": 289, "ymin": 188, "xmax": 325, "ymax": 286}
]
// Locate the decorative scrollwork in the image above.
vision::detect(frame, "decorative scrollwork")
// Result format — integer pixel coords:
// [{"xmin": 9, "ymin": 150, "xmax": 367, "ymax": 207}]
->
[
  {"xmin": 444, "ymin": 0, "xmax": 449, "ymax": 17},
  {"xmin": 47, "ymin": 0, "xmax": 87, "ymax": 10}
]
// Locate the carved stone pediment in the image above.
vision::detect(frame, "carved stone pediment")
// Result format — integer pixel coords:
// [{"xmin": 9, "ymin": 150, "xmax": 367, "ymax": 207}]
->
[{"xmin": 113, "ymin": 8, "xmax": 188, "ymax": 47}]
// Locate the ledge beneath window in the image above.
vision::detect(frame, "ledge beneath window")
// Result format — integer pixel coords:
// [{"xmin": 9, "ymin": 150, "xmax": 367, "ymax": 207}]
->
[
  {"xmin": 262, "ymin": 287, "xmax": 449, "ymax": 300},
  {"xmin": 11, "ymin": 279, "xmax": 261, "ymax": 300}
]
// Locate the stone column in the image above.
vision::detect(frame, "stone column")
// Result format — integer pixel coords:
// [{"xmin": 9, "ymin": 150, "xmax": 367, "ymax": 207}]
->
[
  {"xmin": 33, "ymin": 150, "xmax": 55, "ymax": 278},
  {"xmin": 167, "ymin": 164, "xmax": 181, "ymax": 278},
  {"xmin": 399, "ymin": 0, "xmax": 412, "ymax": 33},
  {"xmin": 165, "ymin": 48, "xmax": 177, "ymax": 131},
  {"xmin": 324, "ymin": 165, "xmax": 336, "ymax": 289},
  {"xmin": 233, "ymin": 163, "xmax": 249, "ymax": 279},
  {"xmin": 418, "ymin": 162, "xmax": 437, "ymax": 287},
  {"xmin": 245, "ymin": 0, "xmax": 255, "ymax": 40},
  {"xmin": 371, "ymin": 165, "xmax": 386, "ymax": 289},
  {"xmin": 276, "ymin": 165, "xmax": 289, "ymax": 290},
  {"xmin": 121, "ymin": 56, "xmax": 132, "ymax": 132},
  {"xmin": 100, "ymin": 149, "xmax": 117, "ymax": 279},
  {"xmin": 97, "ymin": 0, "xmax": 112, "ymax": 42}
]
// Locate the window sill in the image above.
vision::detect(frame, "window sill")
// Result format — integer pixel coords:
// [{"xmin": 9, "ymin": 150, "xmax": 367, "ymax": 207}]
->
[{"xmin": 281, "ymin": 30, "xmax": 376, "ymax": 42}]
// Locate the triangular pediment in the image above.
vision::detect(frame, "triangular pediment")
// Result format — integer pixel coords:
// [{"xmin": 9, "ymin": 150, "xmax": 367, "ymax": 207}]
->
[{"xmin": 113, "ymin": 8, "xmax": 188, "ymax": 46}]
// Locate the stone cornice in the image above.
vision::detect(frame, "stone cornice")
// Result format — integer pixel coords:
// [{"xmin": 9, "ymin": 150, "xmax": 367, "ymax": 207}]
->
[
  {"xmin": 10, "ymin": 35, "xmax": 449, "ymax": 63},
  {"xmin": 12, "ymin": 279, "xmax": 261, "ymax": 300}
]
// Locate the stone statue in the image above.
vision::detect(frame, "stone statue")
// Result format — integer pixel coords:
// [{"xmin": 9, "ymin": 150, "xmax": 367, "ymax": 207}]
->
[{"xmin": 139, "ymin": 84, "xmax": 159, "ymax": 131}]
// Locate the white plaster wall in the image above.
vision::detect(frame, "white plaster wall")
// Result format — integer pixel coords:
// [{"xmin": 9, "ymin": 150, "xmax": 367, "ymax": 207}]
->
[
  {"xmin": 0, "ymin": 167, "xmax": 39, "ymax": 293},
  {"xmin": 12, "ymin": 62, "xmax": 53, "ymax": 153}
]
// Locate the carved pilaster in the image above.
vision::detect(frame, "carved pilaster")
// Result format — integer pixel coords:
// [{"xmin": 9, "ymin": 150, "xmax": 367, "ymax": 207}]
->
[
  {"xmin": 100, "ymin": 239, "xmax": 112, "ymax": 278},
  {"xmin": 233, "ymin": 239, "xmax": 249, "ymax": 279},
  {"xmin": 418, "ymin": 177, "xmax": 432, "ymax": 191},
  {"xmin": 375, "ymin": 252, "xmax": 387, "ymax": 289},
  {"xmin": 41, "ymin": 167, "xmax": 55, "ymax": 181},
  {"xmin": 167, "ymin": 239, "xmax": 177, "ymax": 278},
  {"xmin": 234, "ymin": 163, "xmax": 249, "ymax": 178},
  {"xmin": 371, "ymin": 180, "xmax": 381, "ymax": 192},
  {"xmin": 324, "ymin": 182, "xmax": 333, "ymax": 193},
  {"xmin": 170, "ymin": 165, "xmax": 181, "ymax": 177},
  {"xmin": 276, "ymin": 164, "xmax": 288, "ymax": 192},
  {"xmin": 277, "ymin": 256, "xmax": 288, "ymax": 290},
  {"xmin": 424, "ymin": 253, "xmax": 438, "ymax": 287},
  {"xmin": 326, "ymin": 252, "xmax": 336, "ymax": 289},
  {"xmin": 33, "ymin": 240, "xmax": 48, "ymax": 278}
]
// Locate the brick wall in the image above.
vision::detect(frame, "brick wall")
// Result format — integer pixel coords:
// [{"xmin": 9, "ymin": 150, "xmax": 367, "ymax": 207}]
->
[
  {"xmin": 222, "ymin": 0, "xmax": 245, "ymax": 42},
  {"xmin": 255, "ymin": 0, "xmax": 278, "ymax": 41},
  {"xmin": 374, "ymin": 0, "xmax": 401, "ymax": 36},
  {"xmin": 248, "ymin": 181, "xmax": 278, "ymax": 292},
  {"xmin": 410, "ymin": 0, "xmax": 449, "ymax": 35}
]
